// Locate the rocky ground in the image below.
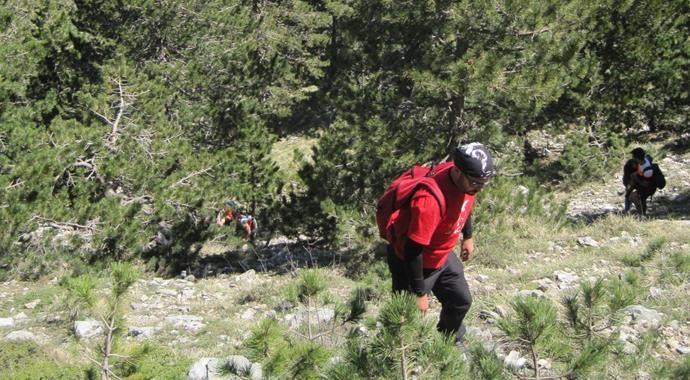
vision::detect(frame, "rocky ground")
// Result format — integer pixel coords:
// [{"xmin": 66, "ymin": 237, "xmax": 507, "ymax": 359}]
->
[{"xmin": 1, "ymin": 151, "xmax": 689, "ymax": 379}]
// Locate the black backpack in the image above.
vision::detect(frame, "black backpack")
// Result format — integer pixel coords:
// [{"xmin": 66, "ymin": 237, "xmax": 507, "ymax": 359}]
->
[{"xmin": 650, "ymin": 163, "xmax": 666, "ymax": 190}]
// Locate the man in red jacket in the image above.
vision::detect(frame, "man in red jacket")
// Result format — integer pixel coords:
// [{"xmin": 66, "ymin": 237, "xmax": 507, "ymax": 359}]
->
[{"xmin": 387, "ymin": 142, "xmax": 494, "ymax": 346}]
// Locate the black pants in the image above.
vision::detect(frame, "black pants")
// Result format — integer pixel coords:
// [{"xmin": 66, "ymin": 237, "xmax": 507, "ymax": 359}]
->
[{"xmin": 387, "ymin": 247, "xmax": 472, "ymax": 343}]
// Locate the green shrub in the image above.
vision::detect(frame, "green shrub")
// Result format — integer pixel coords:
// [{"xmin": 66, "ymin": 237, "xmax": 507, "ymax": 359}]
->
[
  {"xmin": 0, "ymin": 341, "xmax": 83, "ymax": 379},
  {"xmin": 115, "ymin": 343, "xmax": 190, "ymax": 380}
]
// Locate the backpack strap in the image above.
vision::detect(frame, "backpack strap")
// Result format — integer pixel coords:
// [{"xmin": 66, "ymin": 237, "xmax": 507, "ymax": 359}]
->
[{"xmin": 413, "ymin": 169, "xmax": 447, "ymax": 220}]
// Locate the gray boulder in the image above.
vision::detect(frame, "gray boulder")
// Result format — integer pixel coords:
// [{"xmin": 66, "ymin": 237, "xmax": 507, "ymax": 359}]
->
[
  {"xmin": 74, "ymin": 320, "xmax": 103, "ymax": 339},
  {"xmin": 625, "ymin": 305, "xmax": 663, "ymax": 327},
  {"xmin": 5, "ymin": 330, "xmax": 36, "ymax": 342}
]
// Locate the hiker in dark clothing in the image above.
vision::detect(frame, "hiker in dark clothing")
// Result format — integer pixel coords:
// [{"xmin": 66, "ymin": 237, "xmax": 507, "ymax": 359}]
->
[
  {"xmin": 384, "ymin": 142, "xmax": 494, "ymax": 347},
  {"xmin": 623, "ymin": 148, "xmax": 655, "ymax": 216}
]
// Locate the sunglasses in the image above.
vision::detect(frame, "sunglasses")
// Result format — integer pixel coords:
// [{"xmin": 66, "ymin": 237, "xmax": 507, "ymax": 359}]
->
[{"xmin": 464, "ymin": 174, "xmax": 489, "ymax": 188}]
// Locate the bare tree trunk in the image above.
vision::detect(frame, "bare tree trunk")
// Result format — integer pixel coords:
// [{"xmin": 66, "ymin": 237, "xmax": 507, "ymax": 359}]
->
[{"xmin": 101, "ymin": 313, "xmax": 117, "ymax": 380}]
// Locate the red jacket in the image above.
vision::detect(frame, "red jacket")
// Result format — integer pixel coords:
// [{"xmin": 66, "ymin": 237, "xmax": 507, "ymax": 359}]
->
[{"xmin": 389, "ymin": 162, "xmax": 475, "ymax": 269}]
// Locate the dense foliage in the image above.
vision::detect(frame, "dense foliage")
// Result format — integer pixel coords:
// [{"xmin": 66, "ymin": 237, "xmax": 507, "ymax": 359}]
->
[{"xmin": 1, "ymin": 0, "xmax": 688, "ymax": 278}]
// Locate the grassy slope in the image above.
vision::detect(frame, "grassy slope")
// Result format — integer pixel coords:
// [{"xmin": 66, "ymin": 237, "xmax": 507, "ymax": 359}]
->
[{"xmin": 1, "ymin": 141, "xmax": 688, "ymax": 379}]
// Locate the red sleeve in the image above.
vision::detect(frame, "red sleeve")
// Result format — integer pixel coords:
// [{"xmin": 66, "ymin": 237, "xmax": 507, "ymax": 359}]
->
[{"xmin": 406, "ymin": 190, "xmax": 442, "ymax": 246}]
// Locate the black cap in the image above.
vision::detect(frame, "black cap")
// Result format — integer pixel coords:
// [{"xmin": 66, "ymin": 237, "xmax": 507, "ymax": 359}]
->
[
  {"xmin": 454, "ymin": 142, "xmax": 494, "ymax": 180},
  {"xmin": 631, "ymin": 147, "xmax": 646, "ymax": 161}
]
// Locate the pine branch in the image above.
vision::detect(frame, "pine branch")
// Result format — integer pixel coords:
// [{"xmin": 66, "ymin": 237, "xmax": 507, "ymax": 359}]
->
[
  {"xmin": 107, "ymin": 78, "xmax": 126, "ymax": 150},
  {"xmin": 30, "ymin": 216, "xmax": 99, "ymax": 232},
  {"xmin": 172, "ymin": 165, "xmax": 217, "ymax": 187}
]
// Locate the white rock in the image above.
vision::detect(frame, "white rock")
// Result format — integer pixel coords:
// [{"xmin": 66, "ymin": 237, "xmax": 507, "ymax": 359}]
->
[
  {"xmin": 5, "ymin": 330, "xmax": 36, "ymax": 342},
  {"xmin": 577, "ymin": 237, "xmax": 600, "ymax": 247},
  {"xmin": 622, "ymin": 342, "xmax": 637, "ymax": 354},
  {"xmin": 283, "ymin": 308, "xmax": 335, "ymax": 329},
  {"xmin": 24, "ymin": 299, "xmax": 40, "ymax": 309},
  {"xmin": 504, "ymin": 350, "xmax": 527, "ymax": 369},
  {"xmin": 676, "ymin": 346, "xmax": 690, "ymax": 355},
  {"xmin": 240, "ymin": 308, "xmax": 256, "ymax": 320},
  {"xmin": 536, "ymin": 278, "xmax": 554, "ymax": 291},
  {"xmin": 649, "ymin": 287, "xmax": 664, "ymax": 298},
  {"xmin": 187, "ymin": 358, "xmax": 220, "ymax": 380},
  {"xmin": 475, "ymin": 274, "xmax": 489, "ymax": 283},
  {"xmin": 554, "ymin": 270, "xmax": 579, "ymax": 284},
  {"xmin": 517, "ymin": 289, "xmax": 546, "ymax": 299},
  {"xmin": 128, "ymin": 326, "xmax": 156, "ymax": 338},
  {"xmin": 227, "ymin": 355, "xmax": 262, "ymax": 380},
  {"xmin": 0, "ymin": 318, "xmax": 14, "ymax": 328},
  {"xmin": 74, "ymin": 320, "xmax": 103, "ymax": 339},
  {"xmin": 165, "ymin": 315, "xmax": 205, "ymax": 332},
  {"xmin": 625, "ymin": 305, "xmax": 663, "ymax": 327},
  {"xmin": 515, "ymin": 185, "xmax": 530, "ymax": 196},
  {"xmin": 235, "ymin": 269, "xmax": 256, "ymax": 283}
]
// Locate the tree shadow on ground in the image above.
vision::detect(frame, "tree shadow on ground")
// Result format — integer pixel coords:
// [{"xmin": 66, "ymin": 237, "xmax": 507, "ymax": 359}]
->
[
  {"xmin": 171, "ymin": 239, "xmax": 387, "ymax": 280},
  {"xmin": 661, "ymin": 133, "xmax": 690, "ymax": 155}
]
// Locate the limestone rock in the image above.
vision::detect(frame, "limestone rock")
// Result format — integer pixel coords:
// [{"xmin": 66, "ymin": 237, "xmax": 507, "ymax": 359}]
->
[
  {"xmin": 5, "ymin": 330, "xmax": 36, "ymax": 342},
  {"xmin": 74, "ymin": 320, "xmax": 103, "ymax": 339}
]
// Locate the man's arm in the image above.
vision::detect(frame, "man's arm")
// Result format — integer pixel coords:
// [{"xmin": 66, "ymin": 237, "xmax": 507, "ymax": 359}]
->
[
  {"xmin": 403, "ymin": 238, "xmax": 425, "ymax": 295},
  {"xmin": 461, "ymin": 213, "xmax": 474, "ymax": 261},
  {"xmin": 461, "ymin": 213, "xmax": 472, "ymax": 239},
  {"xmin": 403, "ymin": 238, "xmax": 429, "ymax": 313}
]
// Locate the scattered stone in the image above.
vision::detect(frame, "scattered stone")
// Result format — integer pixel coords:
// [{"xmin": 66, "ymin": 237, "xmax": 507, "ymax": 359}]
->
[
  {"xmin": 187, "ymin": 356, "xmax": 262, "ymax": 380},
  {"xmin": 517, "ymin": 289, "xmax": 546, "ymax": 299},
  {"xmin": 514, "ymin": 185, "xmax": 530, "ymax": 196},
  {"xmin": 74, "ymin": 320, "xmax": 103, "ymax": 339},
  {"xmin": 577, "ymin": 237, "xmax": 600, "ymax": 247},
  {"xmin": 24, "ymin": 299, "xmax": 40, "ymax": 309},
  {"xmin": 284, "ymin": 308, "xmax": 335, "ymax": 329},
  {"xmin": 554, "ymin": 270, "xmax": 579, "ymax": 284},
  {"xmin": 0, "ymin": 318, "xmax": 14, "ymax": 328},
  {"xmin": 475, "ymin": 274, "xmax": 489, "ymax": 283},
  {"xmin": 128, "ymin": 326, "xmax": 156, "ymax": 338},
  {"xmin": 504, "ymin": 350, "xmax": 527, "ymax": 369},
  {"xmin": 622, "ymin": 342, "xmax": 637, "ymax": 354},
  {"xmin": 13, "ymin": 312, "xmax": 27, "ymax": 321},
  {"xmin": 466, "ymin": 326, "xmax": 493, "ymax": 341},
  {"xmin": 275, "ymin": 300, "xmax": 294, "ymax": 312},
  {"xmin": 625, "ymin": 305, "xmax": 663, "ymax": 327},
  {"xmin": 226, "ymin": 355, "xmax": 262, "ymax": 380},
  {"xmin": 157, "ymin": 288, "xmax": 178, "ymax": 297},
  {"xmin": 535, "ymin": 278, "xmax": 554, "ymax": 291},
  {"xmin": 165, "ymin": 315, "xmax": 205, "ymax": 332},
  {"xmin": 235, "ymin": 269, "xmax": 256, "ymax": 283},
  {"xmin": 649, "ymin": 287, "xmax": 664, "ymax": 298},
  {"xmin": 180, "ymin": 288, "xmax": 195, "ymax": 300},
  {"xmin": 240, "ymin": 308, "xmax": 256, "ymax": 320},
  {"xmin": 676, "ymin": 346, "xmax": 690, "ymax": 355},
  {"xmin": 187, "ymin": 358, "xmax": 221, "ymax": 380},
  {"xmin": 537, "ymin": 359, "xmax": 551, "ymax": 370},
  {"xmin": 494, "ymin": 305, "xmax": 508, "ymax": 318},
  {"xmin": 5, "ymin": 330, "xmax": 36, "ymax": 342},
  {"xmin": 479, "ymin": 310, "xmax": 501, "ymax": 323}
]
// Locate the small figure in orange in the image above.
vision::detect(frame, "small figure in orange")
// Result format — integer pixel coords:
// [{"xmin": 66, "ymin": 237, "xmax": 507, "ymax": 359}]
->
[{"xmin": 216, "ymin": 200, "xmax": 237, "ymax": 226}]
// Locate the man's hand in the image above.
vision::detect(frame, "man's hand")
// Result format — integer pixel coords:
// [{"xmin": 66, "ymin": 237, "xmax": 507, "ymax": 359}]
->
[
  {"xmin": 416, "ymin": 294, "xmax": 429, "ymax": 314},
  {"xmin": 461, "ymin": 237, "xmax": 475, "ymax": 262}
]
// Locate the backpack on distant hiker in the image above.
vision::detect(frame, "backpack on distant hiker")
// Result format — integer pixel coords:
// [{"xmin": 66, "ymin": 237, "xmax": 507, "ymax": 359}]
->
[
  {"xmin": 376, "ymin": 165, "xmax": 446, "ymax": 241},
  {"xmin": 650, "ymin": 163, "xmax": 666, "ymax": 190}
]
